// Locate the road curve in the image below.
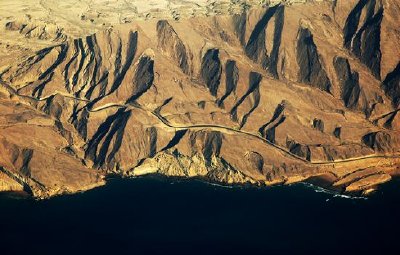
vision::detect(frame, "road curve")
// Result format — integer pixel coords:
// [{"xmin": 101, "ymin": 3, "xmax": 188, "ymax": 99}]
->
[{"xmin": 1, "ymin": 81, "xmax": 399, "ymax": 167}]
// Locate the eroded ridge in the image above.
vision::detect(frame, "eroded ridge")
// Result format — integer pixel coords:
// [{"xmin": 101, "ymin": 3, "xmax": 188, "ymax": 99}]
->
[{"xmin": 0, "ymin": 0, "xmax": 399, "ymax": 198}]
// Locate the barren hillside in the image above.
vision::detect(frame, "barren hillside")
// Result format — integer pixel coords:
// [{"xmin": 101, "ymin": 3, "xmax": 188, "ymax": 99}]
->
[{"xmin": 0, "ymin": 0, "xmax": 399, "ymax": 198}]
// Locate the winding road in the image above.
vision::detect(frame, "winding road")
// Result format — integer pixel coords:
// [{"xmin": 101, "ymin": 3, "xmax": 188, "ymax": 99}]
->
[
  {"xmin": 1, "ymin": 79, "xmax": 399, "ymax": 167},
  {"xmin": 89, "ymin": 101, "xmax": 400, "ymax": 166}
]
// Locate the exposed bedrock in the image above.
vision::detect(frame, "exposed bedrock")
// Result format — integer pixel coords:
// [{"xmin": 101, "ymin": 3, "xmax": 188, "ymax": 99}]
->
[
  {"xmin": 286, "ymin": 139, "xmax": 311, "ymax": 161},
  {"xmin": 40, "ymin": 94, "xmax": 73, "ymax": 122},
  {"xmin": 161, "ymin": 129, "xmax": 188, "ymax": 152},
  {"xmin": 127, "ymin": 55, "xmax": 155, "ymax": 103},
  {"xmin": 1, "ymin": 3, "xmax": 400, "ymax": 197},
  {"xmin": 245, "ymin": 151, "xmax": 264, "ymax": 174},
  {"xmin": 244, "ymin": 5, "xmax": 284, "ymax": 78},
  {"xmin": 200, "ymin": 48, "xmax": 222, "ymax": 97},
  {"xmin": 233, "ymin": 12, "xmax": 247, "ymax": 46},
  {"xmin": 353, "ymin": 9, "xmax": 383, "ymax": 80},
  {"xmin": 5, "ymin": 20, "xmax": 67, "ymax": 42},
  {"xmin": 5, "ymin": 21, "xmax": 24, "ymax": 31},
  {"xmin": 3, "ymin": 29, "xmax": 139, "ymax": 102},
  {"xmin": 373, "ymin": 110, "xmax": 400, "ymax": 130},
  {"xmin": 85, "ymin": 108, "xmax": 132, "ymax": 169},
  {"xmin": 147, "ymin": 127, "xmax": 158, "ymax": 158},
  {"xmin": 343, "ymin": 0, "xmax": 371, "ymax": 49},
  {"xmin": 189, "ymin": 131, "xmax": 223, "ymax": 164},
  {"xmin": 333, "ymin": 126, "xmax": 342, "ymax": 139},
  {"xmin": 0, "ymin": 171, "xmax": 24, "ymax": 192},
  {"xmin": 64, "ymin": 35, "xmax": 105, "ymax": 97},
  {"xmin": 39, "ymin": 44, "xmax": 69, "ymax": 81},
  {"xmin": 259, "ymin": 102, "xmax": 286, "ymax": 143},
  {"xmin": 312, "ymin": 118, "xmax": 324, "ymax": 132},
  {"xmin": 30, "ymin": 31, "xmax": 138, "ymax": 100},
  {"xmin": 0, "ymin": 139, "xmax": 32, "ymax": 174},
  {"xmin": 157, "ymin": 20, "xmax": 190, "ymax": 74},
  {"xmin": 383, "ymin": 62, "xmax": 400, "ymax": 107},
  {"xmin": 75, "ymin": 30, "xmax": 138, "ymax": 98},
  {"xmin": 19, "ymin": 149, "xmax": 34, "ymax": 177},
  {"xmin": 217, "ymin": 60, "xmax": 239, "ymax": 107},
  {"xmin": 320, "ymin": 144, "xmax": 369, "ymax": 164},
  {"xmin": 333, "ymin": 56, "xmax": 361, "ymax": 109},
  {"xmin": 267, "ymin": 5, "xmax": 285, "ymax": 78},
  {"xmin": 343, "ymin": 0, "xmax": 383, "ymax": 79},
  {"xmin": 109, "ymin": 31, "xmax": 138, "ymax": 95},
  {"xmin": 362, "ymin": 131, "xmax": 399, "ymax": 153},
  {"xmin": 41, "ymin": 95, "xmax": 61, "ymax": 120},
  {"xmin": 71, "ymin": 107, "xmax": 90, "ymax": 140},
  {"xmin": 0, "ymin": 139, "xmax": 34, "ymax": 178},
  {"xmin": 64, "ymin": 37, "xmax": 88, "ymax": 93},
  {"xmin": 0, "ymin": 139, "xmax": 35, "ymax": 193},
  {"xmin": 2, "ymin": 45, "xmax": 56, "ymax": 83},
  {"xmin": 230, "ymin": 72, "xmax": 262, "ymax": 128},
  {"xmin": 296, "ymin": 27, "xmax": 332, "ymax": 92}
]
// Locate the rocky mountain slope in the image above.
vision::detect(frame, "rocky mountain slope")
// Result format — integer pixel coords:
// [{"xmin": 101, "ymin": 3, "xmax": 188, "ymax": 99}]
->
[
  {"xmin": 0, "ymin": 0, "xmax": 269, "ymax": 68},
  {"xmin": 0, "ymin": 0, "xmax": 399, "ymax": 198}
]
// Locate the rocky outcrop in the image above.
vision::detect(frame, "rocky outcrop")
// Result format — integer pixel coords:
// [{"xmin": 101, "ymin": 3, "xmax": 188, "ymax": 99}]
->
[
  {"xmin": 85, "ymin": 108, "xmax": 132, "ymax": 169},
  {"xmin": 71, "ymin": 107, "xmax": 90, "ymax": 140},
  {"xmin": 312, "ymin": 118, "xmax": 324, "ymax": 132},
  {"xmin": 333, "ymin": 56, "xmax": 361, "ymax": 109},
  {"xmin": 383, "ymin": 62, "xmax": 400, "ymax": 107},
  {"xmin": 0, "ymin": 2, "xmax": 399, "ymax": 198},
  {"xmin": 373, "ymin": 110, "xmax": 400, "ymax": 130},
  {"xmin": 259, "ymin": 102, "xmax": 286, "ymax": 143},
  {"xmin": 353, "ymin": 9, "xmax": 383, "ymax": 80},
  {"xmin": 245, "ymin": 151, "xmax": 264, "ymax": 174},
  {"xmin": 217, "ymin": 60, "xmax": 239, "ymax": 107},
  {"xmin": 345, "ymin": 173, "xmax": 391, "ymax": 193},
  {"xmin": 233, "ymin": 12, "xmax": 247, "ymax": 46},
  {"xmin": 343, "ymin": 0, "xmax": 371, "ymax": 48},
  {"xmin": 267, "ymin": 5, "xmax": 285, "ymax": 78},
  {"xmin": 127, "ymin": 55, "xmax": 154, "ymax": 103},
  {"xmin": 322, "ymin": 143, "xmax": 374, "ymax": 162},
  {"xmin": 333, "ymin": 167, "xmax": 392, "ymax": 194},
  {"xmin": 0, "ymin": 171, "xmax": 24, "ymax": 192},
  {"xmin": 343, "ymin": 0, "xmax": 383, "ymax": 79},
  {"xmin": 333, "ymin": 127, "xmax": 341, "ymax": 139},
  {"xmin": 2, "ymin": 29, "xmax": 139, "ymax": 102},
  {"xmin": 244, "ymin": 5, "xmax": 284, "ymax": 78},
  {"xmin": 0, "ymin": 101, "xmax": 104, "ymax": 198},
  {"xmin": 190, "ymin": 131, "xmax": 223, "ymax": 164},
  {"xmin": 0, "ymin": 138, "xmax": 34, "ymax": 179},
  {"xmin": 157, "ymin": 20, "xmax": 190, "ymax": 74},
  {"xmin": 230, "ymin": 72, "xmax": 262, "ymax": 128},
  {"xmin": 362, "ymin": 131, "xmax": 398, "ymax": 153},
  {"xmin": 109, "ymin": 31, "xmax": 138, "ymax": 95},
  {"xmin": 296, "ymin": 27, "xmax": 331, "ymax": 92},
  {"xmin": 5, "ymin": 20, "xmax": 67, "ymax": 42},
  {"xmin": 287, "ymin": 140, "xmax": 311, "ymax": 161},
  {"xmin": 200, "ymin": 49, "xmax": 222, "ymax": 97}
]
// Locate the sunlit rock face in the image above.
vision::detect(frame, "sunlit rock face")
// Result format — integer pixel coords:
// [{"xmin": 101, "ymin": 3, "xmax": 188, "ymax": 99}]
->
[{"xmin": 0, "ymin": 0, "xmax": 399, "ymax": 198}]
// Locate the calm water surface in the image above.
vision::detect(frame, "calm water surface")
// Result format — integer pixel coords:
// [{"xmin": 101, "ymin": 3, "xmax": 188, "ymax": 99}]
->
[{"xmin": 1, "ymin": 176, "xmax": 399, "ymax": 255}]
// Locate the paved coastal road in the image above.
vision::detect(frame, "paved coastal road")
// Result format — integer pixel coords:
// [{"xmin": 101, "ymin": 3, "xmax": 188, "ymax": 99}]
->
[{"xmin": 2, "ymin": 80, "xmax": 399, "ymax": 167}]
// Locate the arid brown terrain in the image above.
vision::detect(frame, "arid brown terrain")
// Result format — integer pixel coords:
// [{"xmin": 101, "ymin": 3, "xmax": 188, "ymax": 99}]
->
[{"xmin": 0, "ymin": 0, "xmax": 399, "ymax": 198}]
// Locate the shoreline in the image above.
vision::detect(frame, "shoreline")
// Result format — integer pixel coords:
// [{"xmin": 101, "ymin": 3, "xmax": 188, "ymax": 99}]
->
[{"xmin": 2, "ymin": 172, "xmax": 397, "ymax": 201}]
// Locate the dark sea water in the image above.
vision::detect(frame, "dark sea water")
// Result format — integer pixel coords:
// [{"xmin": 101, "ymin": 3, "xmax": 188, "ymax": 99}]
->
[{"xmin": 1, "ymin": 176, "xmax": 399, "ymax": 255}]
